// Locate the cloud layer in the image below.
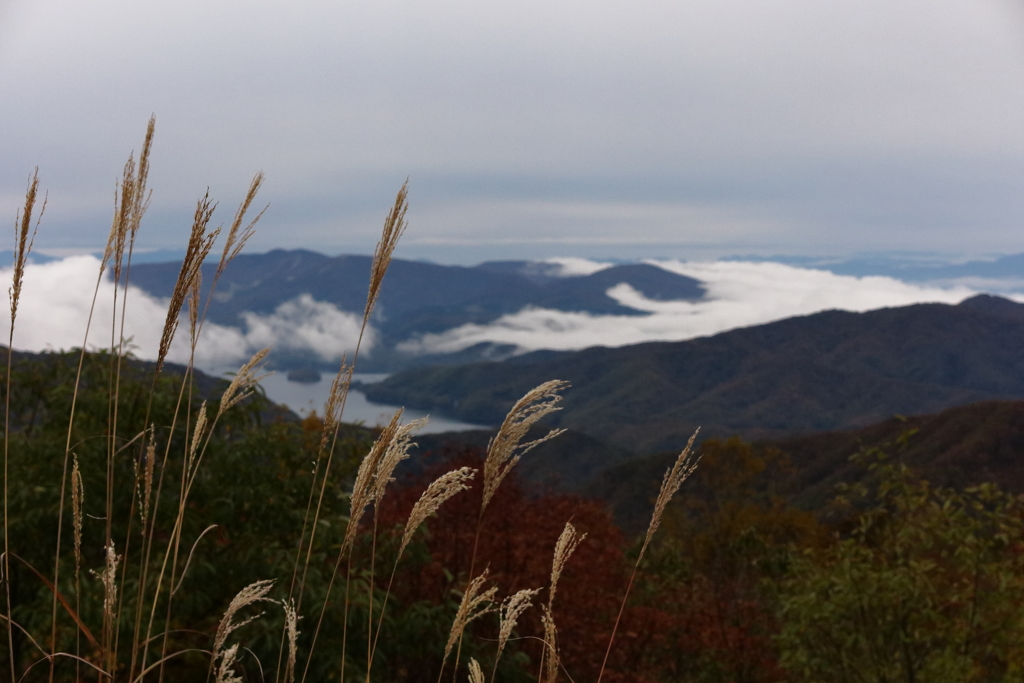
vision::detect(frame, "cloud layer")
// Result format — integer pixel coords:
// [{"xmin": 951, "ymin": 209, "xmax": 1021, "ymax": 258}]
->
[
  {"xmin": 2, "ymin": 255, "xmax": 1016, "ymax": 369},
  {"xmin": 0, "ymin": 256, "xmax": 368, "ymax": 370},
  {"xmin": 399, "ymin": 259, "xmax": 994, "ymax": 354},
  {"xmin": 1, "ymin": 0, "xmax": 1023, "ymax": 260}
]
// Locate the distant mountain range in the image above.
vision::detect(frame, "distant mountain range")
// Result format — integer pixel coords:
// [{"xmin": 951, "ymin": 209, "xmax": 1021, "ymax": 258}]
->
[
  {"xmin": 364, "ymin": 295, "xmax": 1024, "ymax": 453},
  {"xmin": 18, "ymin": 247, "xmax": 1024, "ymax": 282},
  {"xmin": 128, "ymin": 249, "xmax": 705, "ymax": 370}
]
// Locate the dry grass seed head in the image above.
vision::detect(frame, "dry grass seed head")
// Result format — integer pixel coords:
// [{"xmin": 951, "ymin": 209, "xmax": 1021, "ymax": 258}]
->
[
  {"xmin": 219, "ymin": 347, "xmax": 271, "ymax": 417},
  {"xmin": 642, "ymin": 428, "xmax": 700, "ymax": 555},
  {"xmin": 105, "ymin": 118, "xmax": 154, "ymax": 282},
  {"xmin": 71, "ymin": 455, "xmax": 84, "ymax": 570},
  {"xmin": 188, "ymin": 269, "xmax": 202, "ymax": 345},
  {"xmin": 90, "ymin": 542, "xmax": 121, "ymax": 624},
  {"xmin": 342, "ymin": 410, "xmax": 403, "ymax": 558},
  {"xmin": 482, "ymin": 380, "xmax": 569, "ymax": 510},
  {"xmin": 136, "ymin": 432, "xmax": 156, "ymax": 528},
  {"xmin": 216, "ymin": 171, "xmax": 266, "ymax": 280},
  {"xmin": 10, "ymin": 169, "xmax": 43, "ymax": 325},
  {"xmin": 129, "ymin": 116, "xmax": 155, "ymax": 239},
  {"xmin": 213, "ymin": 643, "xmax": 243, "ymax": 683},
  {"xmin": 443, "ymin": 569, "xmax": 498, "ymax": 665},
  {"xmin": 548, "ymin": 522, "xmax": 585, "ymax": 609},
  {"xmin": 369, "ymin": 415, "xmax": 428, "ymax": 508},
  {"xmin": 539, "ymin": 605, "xmax": 560, "ymax": 683},
  {"xmin": 212, "ymin": 579, "xmax": 275, "ymax": 667},
  {"xmin": 495, "ymin": 588, "xmax": 540, "ymax": 667},
  {"xmin": 106, "ymin": 155, "xmax": 134, "ymax": 282},
  {"xmin": 156, "ymin": 193, "xmax": 220, "ymax": 374},
  {"xmin": 282, "ymin": 599, "xmax": 300, "ymax": 683},
  {"xmin": 468, "ymin": 657, "xmax": 485, "ymax": 683},
  {"xmin": 319, "ymin": 360, "xmax": 352, "ymax": 454},
  {"xmin": 188, "ymin": 401, "xmax": 208, "ymax": 478},
  {"xmin": 365, "ymin": 180, "xmax": 408, "ymax": 319},
  {"xmin": 401, "ymin": 467, "xmax": 476, "ymax": 556}
]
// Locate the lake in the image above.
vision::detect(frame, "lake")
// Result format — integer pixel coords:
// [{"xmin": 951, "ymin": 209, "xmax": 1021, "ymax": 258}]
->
[{"xmin": 254, "ymin": 371, "xmax": 489, "ymax": 434}]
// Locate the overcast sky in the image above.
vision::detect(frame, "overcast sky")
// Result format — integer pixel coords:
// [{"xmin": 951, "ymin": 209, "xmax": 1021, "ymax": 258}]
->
[{"xmin": 2, "ymin": 0, "xmax": 1024, "ymax": 264}]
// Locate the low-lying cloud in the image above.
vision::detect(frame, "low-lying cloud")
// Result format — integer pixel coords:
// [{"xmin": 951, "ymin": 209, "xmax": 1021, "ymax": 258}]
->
[
  {"xmin": 0, "ymin": 256, "xmax": 369, "ymax": 371},
  {"xmin": 399, "ymin": 259, "xmax": 999, "ymax": 354},
  {"xmin": 4, "ymin": 255, "xmax": 1012, "ymax": 368},
  {"xmin": 240, "ymin": 294, "xmax": 371, "ymax": 362}
]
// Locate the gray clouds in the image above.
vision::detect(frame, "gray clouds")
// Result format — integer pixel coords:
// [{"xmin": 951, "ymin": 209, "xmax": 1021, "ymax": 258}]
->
[{"xmin": 1, "ymin": 0, "xmax": 1023, "ymax": 259}]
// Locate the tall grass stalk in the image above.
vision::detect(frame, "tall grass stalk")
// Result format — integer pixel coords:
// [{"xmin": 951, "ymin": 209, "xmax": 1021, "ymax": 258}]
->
[
  {"xmin": 6, "ymin": 168, "xmax": 42, "ymax": 683},
  {"xmin": 129, "ymin": 172, "xmax": 261, "ymax": 683},
  {"xmin": 450, "ymin": 380, "xmax": 568, "ymax": 678},
  {"xmin": 439, "ymin": 569, "xmax": 497, "ymax": 683},
  {"xmin": 537, "ymin": 523, "xmax": 585, "ymax": 683},
  {"xmin": 289, "ymin": 183, "xmax": 408, "ymax": 683},
  {"xmin": 103, "ymin": 117, "xmax": 155, "ymax": 677},
  {"xmin": 596, "ymin": 428, "xmax": 700, "ymax": 683},
  {"xmin": 289, "ymin": 180, "xmax": 408, "ymax": 617},
  {"xmin": 366, "ymin": 466, "xmax": 478, "ymax": 682}
]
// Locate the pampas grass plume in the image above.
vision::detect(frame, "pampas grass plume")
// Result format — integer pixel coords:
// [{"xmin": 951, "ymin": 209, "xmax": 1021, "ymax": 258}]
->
[
  {"xmin": 342, "ymin": 410, "xmax": 402, "ymax": 558},
  {"xmin": 642, "ymin": 428, "xmax": 700, "ymax": 555},
  {"xmin": 156, "ymin": 193, "xmax": 219, "ymax": 374},
  {"xmin": 539, "ymin": 606, "xmax": 559, "ymax": 683},
  {"xmin": 319, "ymin": 360, "xmax": 352, "ymax": 454},
  {"xmin": 468, "ymin": 657, "xmax": 485, "ymax": 683},
  {"xmin": 365, "ymin": 181, "xmax": 408, "ymax": 319},
  {"xmin": 401, "ymin": 467, "xmax": 476, "ymax": 556},
  {"xmin": 135, "ymin": 435, "xmax": 156, "ymax": 529},
  {"xmin": 369, "ymin": 415, "xmax": 427, "ymax": 508},
  {"xmin": 219, "ymin": 347, "xmax": 271, "ymax": 417},
  {"xmin": 494, "ymin": 588, "xmax": 539, "ymax": 672},
  {"xmin": 211, "ymin": 579, "xmax": 275, "ymax": 676},
  {"xmin": 283, "ymin": 599, "xmax": 300, "ymax": 683},
  {"xmin": 10, "ymin": 169, "xmax": 43, "ymax": 324},
  {"xmin": 482, "ymin": 380, "xmax": 568, "ymax": 511},
  {"xmin": 71, "ymin": 456, "xmax": 84, "ymax": 570},
  {"xmin": 443, "ymin": 569, "xmax": 497, "ymax": 667},
  {"xmin": 188, "ymin": 401, "xmax": 208, "ymax": 476},
  {"xmin": 216, "ymin": 172, "xmax": 266, "ymax": 280},
  {"xmin": 548, "ymin": 522, "xmax": 585, "ymax": 609},
  {"xmin": 538, "ymin": 522, "xmax": 584, "ymax": 683}
]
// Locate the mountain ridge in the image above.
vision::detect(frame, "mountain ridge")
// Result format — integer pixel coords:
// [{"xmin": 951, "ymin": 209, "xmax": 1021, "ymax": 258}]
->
[
  {"xmin": 128, "ymin": 249, "xmax": 705, "ymax": 371},
  {"xmin": 364, "ymin": 295, "xmax": 1024, "ymax": 453}
]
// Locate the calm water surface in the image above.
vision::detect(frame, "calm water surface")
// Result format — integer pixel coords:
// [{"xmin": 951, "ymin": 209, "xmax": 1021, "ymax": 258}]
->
[{"xmin": 252, "ymin": 371, "xmax": 489, "ymax": 434}]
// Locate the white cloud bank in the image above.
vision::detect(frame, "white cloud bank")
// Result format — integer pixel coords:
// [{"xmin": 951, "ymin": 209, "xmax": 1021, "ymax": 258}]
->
[
  {"xmin": 398, "ymin": 259, "xmax": 1004, "ymax": 355},
  {"xmin": 5, "ymin": 255, "xmax": 1014, "ymax": 368},
  {"xmin": 0, "ymin": 256, "xmax": 369, "ymax": 371}
]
